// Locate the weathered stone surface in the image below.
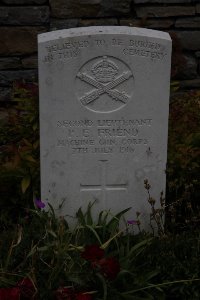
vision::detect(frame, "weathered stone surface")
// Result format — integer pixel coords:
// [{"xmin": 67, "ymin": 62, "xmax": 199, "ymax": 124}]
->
[
  {"xmin": 49, "ymin": 0, "xmax": 101, "ymax": 18},
  {"xmin": 0, "ymin": 6, "xmax": 49, "ymax": 25},
  {"xmin": 100, "ymin": 0, "xmax": 131, "ymax": 16},
  {"xmin": 134, "ymin": 0, "xmax": 192, "ymax": 3},
  {"xmin": 21, "ymin": 56, "xmax": 38, "ymax": 69},
  {"xmin": 79, "ymin": 18, "xmax": 118, "ymax": 27},
  {"xmin": 0, "ymin": 87, "xmax": 12, "ymax": 101},
  {"xmin": 175, "ymin": 54, "xmax": 198, "ymax": 79},
  {"xmin": 38, "ymin": 26, "xmax": 171, "ymax": 230},
  {"xmin": 0, "ymin": 70, "xmax": 37, "ymax": 86},
  {"xmin": 49, "ymin": 0, "xmax": 131, "ymax": 18},
  {"xmin": 175, "ymin": 17, "xmax": 200, "ymax": 28},
  {"xmin": 141, "ymin": 18, "xmax": 174, "ymax": 28},
  {"xmin": 50, "ymin": 19, "xmax": 79, "ymax": 31},
  {"xmin": 119, "ymin": 19, "xmax": 143, "ymax": 27},
  {"xmin": 2, "ymin": 0, "xmax": 47, "ymax": 4},
  {"xmin": 173, "ymin": 31, "xmax": 200, "ymax": 50},
  {"xmin": 136, "ymin": 6, "xmax": 195, "ymax": 18},
  {"xmin": 0, "ymin": 27, "xmax": 46, "ymax": 55},
  {"xmin": 120, "ymin": 18, "xmax": 174, "ymax": 29},
  {"xmin": 195, "ymin": 51, "xmax": 200, "ymax": 58},
  {"xmin": 179, "ymin": 79, "xmax": 200, "ymax": 89},
  {"xmin": 196, "ymin": 4, "xmax": 200, "ymax": 14},
  {"xmin": 0, "ymin": 57, "xmax": 21, "ymax": 70}
]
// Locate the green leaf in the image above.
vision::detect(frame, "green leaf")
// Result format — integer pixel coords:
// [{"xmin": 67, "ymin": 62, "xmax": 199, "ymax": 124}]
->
[
  {"xmin": 98, "ymin": 210, "xmax": 110, "ymax": 226},
  {"xmin": 21, "ymin": 175, "xmax": 31, "ymax": 193},
  {"xmin": 47, "ymin": 230, "xmax": 57, "ymax": 238},
  {"xmin": 101, "ymin": 230, "xmax": 122, "ymax": 249},
  {"xmin": 37, "ymin": 246, "xmax": 49, "ymax": 252},
  {"xmin": 120, "ymin": 294, "xmax": 150, "ymax": 300},
  {"xmin": 33, "ymin": 140, "xmax": 39, "ymax": 149},
  {"xmin": 121, "ymin": 279, "xmax": 200, "ymax": 295},
  {"xmin": 27, "ymin": 244, "xmax": 37, "ymax": 258},
  {"xmin": 97, "ymin": 210, "xmax": 106, "ymax": 225},
  {"xmin": 0, "ymin": 276, "xmax": 19, "ymax": 287},
  {"xmin": 107, "ymin": 207, "xmax": 131, "ymax": 232},
  {"xmin": 96, "ymin": 273, "xmax": 108, "ymax": 300},
  {"xmin": 22, "ymin": 139, "xmax": 32, "ymax": 147},
  {"xmin": 128, "ymin": 238, "xmax": 153, "ymax": 259},
  {"xmin": 48, "ymin": 203, "xmax": 56, "ymax": 219},
  {"xmin": 24, "ymin": 155, "xmax": 37, "ymax": 163},
  {"xmin": 117, "ymin": 269, "xmax": 135, "ymax": 278},
  {"xmin": 86, "ymin": 202, "xmax": 94, "ymax": 225},
  {"xmin": 85, "ymin": 225, "xmax": 102, "ymax": 245},
  {"xmin": 32, "ymin": 122, "xmax": 38, "ymax": 131},
  {"xmin": 76, "ymin": 208, "xmax": 86, "ymax": 225},
  {"xmin": 143, "ymin": 270, "xmax": 159, "ymax": 281}
]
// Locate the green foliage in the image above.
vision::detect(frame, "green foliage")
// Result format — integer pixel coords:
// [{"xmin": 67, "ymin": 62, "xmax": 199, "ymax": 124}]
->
[
  {"xmin": 0, "ymin": 81, "xmax": 39, "ymax": 228},
  {"xmin": 0, "ymin": 81, "xmax": 199, "ymax": 299},
  {"xmin": 167, "ymin": 90, "xmax": 200, "ymax": 230},
  {"xmin": 0, "ymin": 205, "xmax": 199, "ymax": 299}
]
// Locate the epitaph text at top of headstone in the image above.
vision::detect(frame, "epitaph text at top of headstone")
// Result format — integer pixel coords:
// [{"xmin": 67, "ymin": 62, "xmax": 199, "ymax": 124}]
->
[{"xmin": 38, "ymin": 27, "xmax": 171, "ymax": 229}]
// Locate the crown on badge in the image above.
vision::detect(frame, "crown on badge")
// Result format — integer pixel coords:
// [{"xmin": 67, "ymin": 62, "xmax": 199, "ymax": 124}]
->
[{"xmin": 91, "ymin": 56, "xmax": 119, "ymax": 83}]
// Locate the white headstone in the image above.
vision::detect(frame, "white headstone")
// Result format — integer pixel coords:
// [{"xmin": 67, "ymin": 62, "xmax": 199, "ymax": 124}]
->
[{"xmin": 38, "ymin": 26, "xmax": 171, "ymax": 229}]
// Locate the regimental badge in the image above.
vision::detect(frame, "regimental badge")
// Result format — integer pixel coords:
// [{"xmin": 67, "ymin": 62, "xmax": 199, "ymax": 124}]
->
[{"xmin": 76, "ymin": 56, "xmax": 134, "ymax": 113}]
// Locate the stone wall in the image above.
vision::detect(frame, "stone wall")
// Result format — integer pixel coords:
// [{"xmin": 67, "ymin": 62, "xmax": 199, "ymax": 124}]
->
[{"xmin": 0, "ymin": 0, "xmax": 200, "ymax": 102}]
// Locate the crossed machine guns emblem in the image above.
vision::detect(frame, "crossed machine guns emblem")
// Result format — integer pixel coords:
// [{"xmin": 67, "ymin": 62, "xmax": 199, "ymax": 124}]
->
[{"xmin": 77, "ymin": 56, "xmax": 133, "ymax": 106}]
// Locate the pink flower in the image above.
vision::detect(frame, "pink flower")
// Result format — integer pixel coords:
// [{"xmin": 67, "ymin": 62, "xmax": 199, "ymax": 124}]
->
[
  {"xmin": 34, "ymin": 199, "xmax": 45, "ymax": 209},
  {"xmin": 127, "ymin": 220, "xmax": 139, "ymax": 225}
]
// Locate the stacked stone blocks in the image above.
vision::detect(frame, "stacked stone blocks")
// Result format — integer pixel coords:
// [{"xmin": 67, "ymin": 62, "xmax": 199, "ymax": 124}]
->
[{"xmin": 0, "ymin": 0, "xmax": 199, "ymax": 102}]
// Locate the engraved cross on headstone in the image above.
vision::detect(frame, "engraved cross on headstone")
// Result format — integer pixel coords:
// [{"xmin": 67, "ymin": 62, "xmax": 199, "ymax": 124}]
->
[{"xmin": 80, "ymin": 160, "xmax": 128, "ymax": 203}]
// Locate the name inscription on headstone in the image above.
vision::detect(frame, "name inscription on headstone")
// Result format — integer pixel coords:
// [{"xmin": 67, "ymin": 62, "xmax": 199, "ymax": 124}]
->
[
  {"xmin": 38, "ymin": 27, "xmax": 171, "ymax": 229},
  {"xmin": 56, "ymin": 118, "xmax": 151, "ymax": 154}
]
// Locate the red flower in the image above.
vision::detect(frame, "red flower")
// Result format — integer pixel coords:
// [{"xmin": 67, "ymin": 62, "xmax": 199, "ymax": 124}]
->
[
  {"xmin": 0, "ymin": 287, "xmax": 20, "ymax": 300},
  {"xmin": 76, "ymin": 292, "xmax": 93, "ymax": 300},
  {"xmin": 98, "ymin": 257, "xmax": 120, "ymax": 280},
  {"xmin": 55, "ymin": 287, "xmax": 74, "ymax": 300},
  {"xmin": 81, "ymin": 245, "xmax": 104, "ymax": 262},
  {"xmin": 17, "ymin": 277, "xmax": 35, "ymax": 299}
]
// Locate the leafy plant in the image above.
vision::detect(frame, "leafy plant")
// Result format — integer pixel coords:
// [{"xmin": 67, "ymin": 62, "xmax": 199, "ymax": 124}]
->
[
  {"xmin": 0, "ymin": 81, "xmax": 39, "ymax": 228},
  {"xmin": 1, "ymin": 204, "xmax": 199, "ymax": 300},
  {"xmin": 0, "ymin": 76, "xmax": 199, "ymax": 299},
  {"xmin": 166, "ymin": 90, "xmax": 200, "ymax": 230}
]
